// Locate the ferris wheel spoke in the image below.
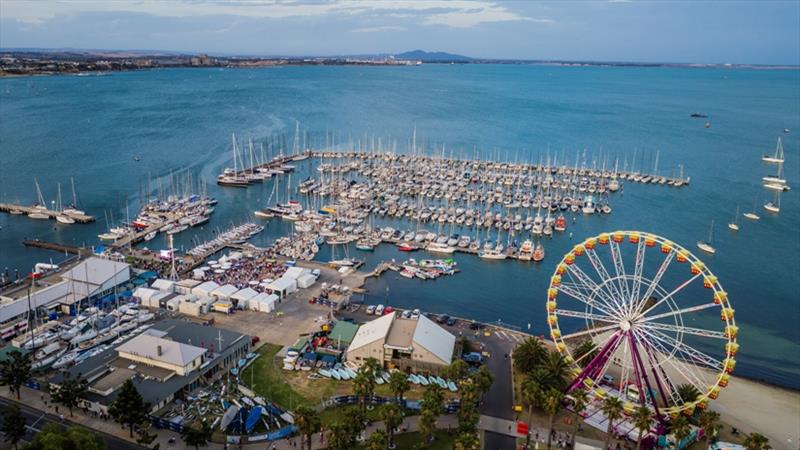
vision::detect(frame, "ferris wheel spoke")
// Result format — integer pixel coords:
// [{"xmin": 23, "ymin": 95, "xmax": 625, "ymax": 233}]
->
[
  {"xmin": 564, "ymin": 264, "xmax": 626, "ymax": 316},
  {"xmin": 634, "ymin": 250, "xmax": 675, "ymax": 314},
  {"xmin": 585, "ymin": 248, "xmax": 627, "ymax": 306},
  {"xmin": 632, "ymin": 329, "xmax": 691, "ymax": 407},
  {"xmin": 557, "ymin": 282, "xmax": 622, "ymax": 320},
  {"xmin": 641, "ymin": 321, "xmax": 727, "ymax": 340},
  {"xmin": 555, "ymin": 309, "xmax": 619, "ymax": 324},
  {"xmin": 630, "ymin": 239, "xmax": 647, "ymax": 307},
  {"xmin": 609, "ymin": 241, "xmax": 631, "ymax": 312},
  {"xmin": 640, "ymin": 326, "xmax": 724, "ymax": 370},
  {"xmin": 560, "ymin": 323, "xmax": 620, "ymax": 341},
  {"xmin": 592, "ymin": 334, "xmax": 626, "ymax": 391},
  {"xmin": 641, "ymin": 302, "xmax": 718, "ymax": 323},
  {"xmin": 635, "ymin": 271, "xmax": 703, "ymax": 319},
  {"xmin": 633, "ymin": 329, "xmax": 710, "ymax": 399}
]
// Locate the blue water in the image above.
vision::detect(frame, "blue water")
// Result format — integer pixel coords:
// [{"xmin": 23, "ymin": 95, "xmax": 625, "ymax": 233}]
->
[{"xmin": 1, "ymin": 65, "xmax": 798, "ymax": 389}]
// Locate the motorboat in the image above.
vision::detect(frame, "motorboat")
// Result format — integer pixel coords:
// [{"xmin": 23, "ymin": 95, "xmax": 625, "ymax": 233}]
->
[
  {"xmin": 532, "ymin": 243, "xmax": 545, "ymax": 262},
  {"xmin": 517, "ymin": 240, "xmax": 533, "ymax": 261},
  {"xmin": 426, "ymin": 242, "xmax": 456, "ymax": 254}
]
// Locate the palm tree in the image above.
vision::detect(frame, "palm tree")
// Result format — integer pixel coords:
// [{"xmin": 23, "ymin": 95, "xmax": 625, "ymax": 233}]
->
[
  {"xmin": 0, "ymin": 350, "xmax": 32, "ymax": 400},
  {"xmin": 380, "ymin": 403, "xmax": 404, "ymax": 448},
  {"xmin": 446, "ymin": 360, "xmax": 470, "ymax": 383},
  {"xmin": 294, "ymin": 405, "xmax": 321, "ymax": 450},
  {"xmin": 631, "ymin": 406, "xmax": 652, "ymax": 450},
  {"xmin": 521, "ymin": 374, "xmax": 543, "ymax": 447},
  {"xmin": 472, "ymin": 365, "xmax": 493, "ymax": 395},
  {"xmin": 420, "ymin": 384, "xmax": 444, "ymax": 443},
  {"xmin": 454, "ymin": 431, "xmax": 481, "ymax": 450},
  {"xmin": 388, "ymin": 370, "xmax": 410, "ymax": 403},
  {"xmin": 601, "ymin": 397, "xmax": 624, "ymax": 450},
  {"xmin": 514, "ymin": 337, "xmax": 548, "ymax": 373},
  {"xmin": 541, "ymin": 351, "xmax": 570, "ymax": 391},
  {"xmin": 327, "ymin": 421, "xmax": 355, "ymax": 450},
  {"xmin": 572, "ymin": 340, "xmax": 599, "ymax": 368},
  {"xmin": 570, "ymin": 388, "xmax": 589, "ymax": 446},
  {"xmin": 365, "ymin": 429, "xmax": 388, "ymax": 450},
  {"xmin": 675, "ymin": 384, "xmax": 701, "ymax": 406},
  {"xmin": 670, "ymin": 415, "xmax": 692, "ymax": 448},
  {"xmin": 698, "ymin": 410, "xmax": 722, "ymax": 446},
  {"xmin": 543, "ymin": 388, "xmax": 565, "ymax": 450},
  {"xmin": 743, "ymin": 432, "xmax": 771, "ymax": 450}
]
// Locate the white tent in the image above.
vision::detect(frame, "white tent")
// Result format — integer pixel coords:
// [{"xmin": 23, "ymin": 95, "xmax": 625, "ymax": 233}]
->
[
  {"xmin": 179, "ymin": 299, "xmax": 202, "ymax": 317},
  {"xmin": 165, "ymin": 296, "xmax": 182, "ymax": 311},
  {"xmin": 231, "ymin": 287, "xmax": 258, "ymax": 308},
  {"xmin": 296, "ymin": 273, "xmax": 316, "ymax": 289},
  {"xmin": 133, "ymin": 287, "xmax": 159, "ymax": 304},
  {"xmin": 175, "ymin": 279, "xmax": 201, "ymax": 295},
  {"xmin": 283, "ymin": 267, "xmax": 311, "ymax": 280},
  {"xmin": 151, "ymin": 279, "xmax": 175, "ymax": 292},
  {"xmin": 211, "ymin": 284, "xmax": 239, "ymax": 300},
  {"xmin": 192, "ymin": 281, "xmax": 220, "ymax": 297},
  {"xmin": 266, "ymin": 277, "xmax": 297, "ymax": 299},
  {"xmin": 251, "ymin": 293, "xmax": 279, "ymax": 312},
  {"xmin": 195, "ymin": 296, "xmax": 214, "ymax": 314}
]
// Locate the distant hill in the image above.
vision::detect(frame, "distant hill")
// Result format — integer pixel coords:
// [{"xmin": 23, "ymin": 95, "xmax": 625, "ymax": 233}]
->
[{"xmin": 394, "ymin": 50, "xmax": 472, "ymax": 62}]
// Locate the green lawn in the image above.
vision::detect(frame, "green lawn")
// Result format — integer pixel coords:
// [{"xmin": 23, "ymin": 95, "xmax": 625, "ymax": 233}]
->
[
  {"xmin": 240, "ymin": 343, "xmax": 311, "ymax": 409},
  {"xmin": 357, "ymin": 430, "xmax": 455, "ymax": 450}
]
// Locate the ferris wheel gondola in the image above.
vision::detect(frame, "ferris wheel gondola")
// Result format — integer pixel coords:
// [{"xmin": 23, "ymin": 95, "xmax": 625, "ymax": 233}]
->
[{"xmin": 546, "ymin": 231, "xmax": 738, "ymax": 419}]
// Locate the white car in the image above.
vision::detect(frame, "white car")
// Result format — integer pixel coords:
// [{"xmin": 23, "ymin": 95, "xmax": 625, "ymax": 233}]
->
[
  {"xmin": 366, "ymin": 305, "xmax": 376, "ymax": 315},
  {"xmin": 375, "ymin": 304, "xmax": 385, "ymax": 315},
  {"xmin": 401, "ymin": 310, "xmax": 412, "ymax": 319}
]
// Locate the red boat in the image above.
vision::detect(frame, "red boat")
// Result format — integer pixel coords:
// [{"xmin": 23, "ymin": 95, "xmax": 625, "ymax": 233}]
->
[
  {"xmin": 554, "ymin": 215, "xmax": 567, "ymax": 232},
  {"xmin": 397, "ymin": 242, "xmax": 418, "ymax": 252}
]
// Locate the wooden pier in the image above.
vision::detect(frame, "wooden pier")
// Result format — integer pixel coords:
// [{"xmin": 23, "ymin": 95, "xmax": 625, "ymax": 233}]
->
[
  {"xmin": 0, "ymin": 203, "xmax": 95, "ymax": 223},
  {"xmin": 22, "ymin": 239, "xmax": 94, "ymax": 257}
]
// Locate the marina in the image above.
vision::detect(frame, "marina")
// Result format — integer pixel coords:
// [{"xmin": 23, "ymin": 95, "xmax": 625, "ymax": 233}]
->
[{"xmin": 0, "ymin": 202, "xmax": 95, "ymax": 223}]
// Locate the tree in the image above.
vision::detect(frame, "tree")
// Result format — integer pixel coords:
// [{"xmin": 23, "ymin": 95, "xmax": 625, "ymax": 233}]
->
[
  {"xmin": 380, "ymin": 403, "xmax": 403, "ymax": 448},
  {"xmin": 743, "ymin": 432, "xmax": 771, "ymax": 450},
  {"xmin": 540, "ymin": 351, "xmax": 570, "ymax": 391},
  {"xmin": 675, "ymin": 384, "xmax": 701, "ymax": 406},
  {"xmin": 514, "ymin": 337, "xmax": 547, "ymax": 373},
  {"xmin": 471, "ymin": 365, "xmax": 493, "ymax": 395},
  {"xmin": 135, "ymin": 421, "xmax": 158, "ymax": 448},
  {"xmin": 455, "ymin": 382, "xmax": 480, "ymax": 435},
  {"xmin": 454, "ymin": 431, "xmax": 481, "ymax": 450},
  {"xmin": 572, "ymin": 340, "xmax": 599, "ymax": 368},
  {"xmin": 50, "ymin": 372, "xmax": 88, "ymax": 417},
  {"xmin": 670, "ymin": 415, "xmax": 692, "ymax": 448},
  {"xmin": 570, "ymin": 388, "xmax": 589, "ymax": 447},
  {"xmin": 631, "ymin": 406, "xmax": 652, "ymax": 450},
  {"xmin": 445, "ymin": 360, "xmax": 470, "ymax": 383},
  {"xmin": 107, "ymin": 379, "xmax": 149, "ymax": 437},
  {"xmin": 521, "ymin": 374, "xmax": 543, "ymax": 447},
  {"xmin": 294, "ymin": 405, "xmax": 321, "ymax": 450},
  {"xmin": 698, "ymin": 410, "xmax": 722, "ymax": 446},
  {"xmin": 23, "ymin": 423, "xmax": 105, "ymax": 450},
  {"xmin": 420, "ymin": 384, "xmax": 444, "ymax": 443},
  {"xmin": 601, "ymin": 396, "xmax": 624, "ymax": 450},
  {"xmin": 388, "ymin": 370, "xmax": 410, "ymax": 403},
  {"xmin": 181, "ymin": 422, "xmax": 212, "ymax": 450},
  {"xmin": 543, "ymin": 389, "xmax": 564, "ymax": 450},
  {"xmin": 364, "ymin": 428, "xmax": 388, "ymax": 450},
  {"xmin": 2, "ymin": 404, "xmax": 27, "ymax": 450},
  {"xmin": 327, "ymin": 421, "xmax": 356, "ymax": 450},
  {"xmin": 354, "ymin": 358, "xmax": 380, "ymax": 413},
  {"xmin": 343, "ymin": 407, "xmax": 367, "ymax": 442},
  {"xmin": 0, "ymin": 350, "xmax": 32, "ymax": 400}
]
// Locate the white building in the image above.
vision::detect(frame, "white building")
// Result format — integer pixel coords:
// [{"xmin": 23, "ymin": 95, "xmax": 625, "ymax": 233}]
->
[{"xmin": 116, "ymin": 329, "xmax": 207, "ymax": 376}]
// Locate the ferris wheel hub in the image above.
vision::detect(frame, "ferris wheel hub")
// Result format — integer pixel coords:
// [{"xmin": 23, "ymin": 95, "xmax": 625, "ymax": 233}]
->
[{"xmin": 620, "ymin": 319, "xmax": 632, "ymax": 331}]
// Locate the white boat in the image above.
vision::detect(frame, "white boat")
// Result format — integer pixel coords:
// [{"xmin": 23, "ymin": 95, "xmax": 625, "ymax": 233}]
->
[
  {"xmin": 743, "ymin": 198, "xmax": 760, "ymax": 220},
  {"xmin": 479, "ymin": 249, "xmax": 507, "ymax": 260},
  {"xmin": 697, "ymin": 220, "xmax": 716, "ymax": 254},
  {"xmin": 426, "ymin": 242, "xmax": 456, "ymax": 254},
  {"xmin": 70, "ymin": 329, "xmax": 98, "ymax": 345},
  {"xmin": 144, "ymin": 231, "xmax": 157, "ymax": 241},
  {"xmin": 762, "ymin": 161, "xmax": 786, "ymax": 185},
  {"xmin": 56, "ymin": 215, "xmax": 75, "ymax": 224},
  {"xmin": 52, "ymin": 351, "xmax": 79, "ymax": 369},
  {"xmin": 728, "ymin": 205, "xmax": 740, "ymax": 231},
  {"xmin": 762, "ymin": 137, "xmax": 785, "ymax": 164},
  {"xmin": 98, "ymin": 232, "xmax": 120, "ymax": 241},
  {"xmin": 764, "ymin": 190, "xmax": 781, "ymax": 213},
  {"xmin": 28, "ymin": 212, "xmax": 49, "ymax": 219}
]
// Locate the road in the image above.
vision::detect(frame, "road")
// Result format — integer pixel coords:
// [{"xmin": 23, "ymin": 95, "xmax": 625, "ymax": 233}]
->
[{"xmin": 0, "ymin": 398, "xmax": 145, "ymax": 450}]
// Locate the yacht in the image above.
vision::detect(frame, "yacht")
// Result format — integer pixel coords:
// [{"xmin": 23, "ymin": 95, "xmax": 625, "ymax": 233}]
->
[
  {"xmin": 727, "ymin": 205, "xmax": 740, "ymax": 231},
  {"xmin": 426, "ymin": 242, "xmax": 456, "ymax": 254},
  {"xmin": 532, "ymin": 243, "xmax": 545, "ymax": 262},
  {"xmin": 764, "ymin": 191, "xmax": 781, "ymax": 213},
  {"xmin": 762, "ymin": 137, "xmax": 785, "ymax": 164},
  {"xmin": 697, "ymin": 220, "xmax": 716, "ymax": 254},
  {"xmin": 478, "ymin": 249, "xmax": 507, "ymax": 260},
  {"xmin": 517, "ymin": 240, "xmax": 533, "ymax": 261}
]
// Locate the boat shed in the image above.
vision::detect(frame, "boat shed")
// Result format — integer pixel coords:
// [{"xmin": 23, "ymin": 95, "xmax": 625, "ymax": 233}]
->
[
  {"xmin": 230, "ymin": 288, "xmax": 258, "ymax": 308},
  {"xmin": 192, "ymin": 281, "xmax": 220, "ymax": 297},
  {"xmin": 211, "ymin": 284, "xmax": 239, "ymax": 300},
  {"xmin": 265, "ymin": 277, "xmax": 297, "ymax": 299},
  {"xmin": 151, "ymin": 279, "xmax": 175, "ymax": 293}
]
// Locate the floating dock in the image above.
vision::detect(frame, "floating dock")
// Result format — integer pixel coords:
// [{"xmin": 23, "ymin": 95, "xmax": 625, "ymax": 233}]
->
[{"xmin": 0, "ymin": 203, "xmax": 95, "ymax": 223}]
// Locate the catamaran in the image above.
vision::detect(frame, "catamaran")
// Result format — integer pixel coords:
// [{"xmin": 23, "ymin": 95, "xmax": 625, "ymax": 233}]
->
[
  {"xmin": 762, "ymin": 137, "xmax": 785, "ymax": 164},
  {"xmin": 697, "ymin": 220, "xmax": 716, "ymax": 254}
]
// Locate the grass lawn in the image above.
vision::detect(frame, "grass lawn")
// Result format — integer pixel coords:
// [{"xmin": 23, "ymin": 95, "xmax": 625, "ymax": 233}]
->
[
  {"xmin": 357, "ymin": 430, "xmax": 455, "ymax": 450},
  {"xmin": 240, "ymin": 343, "xmax": 312, "ymax": 409}
]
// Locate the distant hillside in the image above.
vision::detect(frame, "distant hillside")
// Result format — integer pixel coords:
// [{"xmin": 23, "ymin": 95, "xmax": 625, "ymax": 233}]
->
[{"xmin": 394, "ymin": 50, "xmax": 472, "ymax": 62}]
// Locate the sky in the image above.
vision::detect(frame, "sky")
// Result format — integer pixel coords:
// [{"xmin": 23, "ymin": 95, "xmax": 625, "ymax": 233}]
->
[{"xmin": 0, "ymin": 0, "xmax": 798, "ymax": 65}]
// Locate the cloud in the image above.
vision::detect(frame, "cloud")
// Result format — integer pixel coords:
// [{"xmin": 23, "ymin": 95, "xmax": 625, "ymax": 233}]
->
[
  {"xmin": 0, "ymin": 0, "xmax": 551, "ymax": 29},
  {"xmin": 351, "ymin": 25, "xmax": 406, "ymax": 33}
]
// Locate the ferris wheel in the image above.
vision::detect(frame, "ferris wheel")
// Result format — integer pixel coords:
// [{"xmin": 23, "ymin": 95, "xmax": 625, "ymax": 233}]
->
[{"xmin": 546, "ymin": 231, "xmax": 738, "ymax": 419}]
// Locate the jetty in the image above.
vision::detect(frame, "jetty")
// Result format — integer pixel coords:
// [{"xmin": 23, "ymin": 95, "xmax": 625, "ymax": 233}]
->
[
  {"xmin": 22, "ymin": 239, "xmax": 94, "ymax": 257},
  {"xmin": 0, "ymin": 203, "xmax": 95, "ymax": 223}
]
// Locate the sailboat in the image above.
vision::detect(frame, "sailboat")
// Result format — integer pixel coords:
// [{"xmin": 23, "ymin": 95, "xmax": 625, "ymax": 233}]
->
[
  {"xmin": 62, "ymin": 178, "xmax": 85, "ymax": 216},
  {"xmin": 727, "ymin": 205, "xmax": 740, "ymax": 231},
  {"xmin": 762, "ymin": 161, "xmax": 786, "ymax": 186},
  {"xmin": 217, "ymin": 134, "xmax": 250, "ymax": 187},
  {"xmin": 764, "ymin": 190, "xmax": 781, "ymax": 213},
  {"xmin": 697, "ymin": 220, "xmax": 716, "ymax": 254},
  {"xmin": 743, "ymin": 197, "xmax": 760, "ymax": 220},
  {"xmin": 762, "ymin": 137, "xmax": 785, "ymax": 164},
  {"xmin": 28, "ymin": 179, "xmax": 50, "ymax": 219},
  {"xmin": 55, "ymin": 183, "xmax": 75, "ymax": 224}
]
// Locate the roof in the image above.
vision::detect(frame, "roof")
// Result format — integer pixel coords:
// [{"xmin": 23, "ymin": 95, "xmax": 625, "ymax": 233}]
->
[
  {"xmin": 151, "ymin": 279, "xmax": 175, "ymax": 291},
  {"xmin": 267, "ymin": 277, "xmax": 296, "ymax": 291},
  {"xmin": 412, "ymin": 314, "xmax": 455, "ymax": 364},
  {"xmin": 117, "ymin": 331, "xmax": 207, "ymax": 367},
  {"xmin": 63, "ymin": 257, "xmax": 129, "ymax": 285},
  {"xmin": 283, "ymin": 267, "xmax": 310, "ymax": 280},
  {"xmin": 385, "ymin": 318, "xmax": 416, "ymax": 350},
  {"xmin": 231, "ymin": 288, "xmax": 258, "ymax": 301},
  {"xmin": 133, "ymin": 287, "xmax": 159, "ymax": 301},
  {"xmin": 250, "ymin": 293, "xmax": 278, "ymax": 304},
  {"xmin": 348, "ymin": 312, "xmax": 395, "ymax": 352},
  {"xmin": 211, "ymin": 284, "xmax": 239, "ymax": 298},
  {"xmin": 193, "ymin": 281, "xmax": 219, "ymax": 294},
  {"xmin": 329, "ymin": 321, "xmax": 359, "ymax": 345}
]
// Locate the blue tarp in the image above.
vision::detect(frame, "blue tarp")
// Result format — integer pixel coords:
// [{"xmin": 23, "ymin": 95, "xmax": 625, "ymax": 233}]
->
[{"xmin": 302, "ymin": 352, "xmax": 317, "ymax": 361}]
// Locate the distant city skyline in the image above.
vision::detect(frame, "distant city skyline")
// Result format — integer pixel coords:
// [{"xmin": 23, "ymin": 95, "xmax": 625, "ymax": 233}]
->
[{"xmin": 1, "ymin": 0, "xmax": 798, "ymax": 65}]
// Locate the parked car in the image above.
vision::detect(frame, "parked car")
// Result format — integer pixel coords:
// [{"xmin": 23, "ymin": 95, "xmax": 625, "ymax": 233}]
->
[
  {"xmin": 445, "ymin": 317, "xmax": 457, "ymax": 326},
  {"xmin": 469, "ymin": 322, "xmax": 485, "ymax": 330},
  {"xmin": 436, "ymin": 314, "xmax": 449, "ymax": 324},
  {"xmin": 366, "ymin": 305, "xmax": 376, "ymax": 315},
  {"xmin": 401, "ymin": 310, "xmax": 412, "ymax": 319},
  {"xmin": 375, "ymin": 304, "xmax": 385, "ymax": 315},
  {"xmin": 251, "ymin": 336, "xmax": 260, "ymax": 345},
  {"xmin": 383, "ymin": 306, "xmax": 394, "ymax": 315},
  {"xmin": 462, "ymin": 352, "xmax": 483, "ymax": 364},
  {"xmin": 410, "ymin": 309, "xmax": 421, "ymax": 319}
]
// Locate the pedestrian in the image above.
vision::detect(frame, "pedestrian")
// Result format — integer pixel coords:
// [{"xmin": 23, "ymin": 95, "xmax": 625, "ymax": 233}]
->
[
  {"xmin": 55, "ymin": 405, "xmax": 59, "ymax": 414},
  {"xmin": 59, "ymin": 414, "xmax": 64, "ymax": 422}
]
